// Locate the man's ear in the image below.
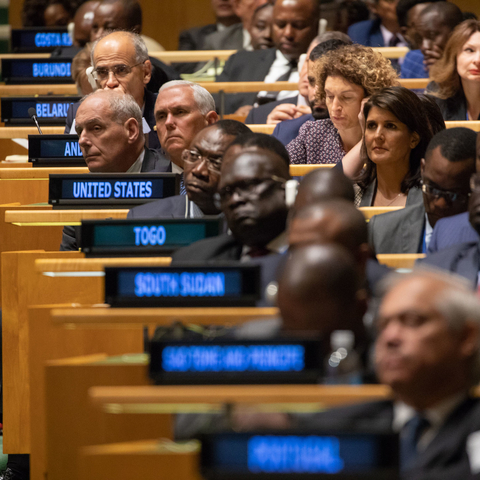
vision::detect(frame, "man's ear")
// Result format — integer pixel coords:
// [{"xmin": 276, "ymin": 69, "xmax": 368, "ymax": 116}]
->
[
  {"xmin": 125, "ymin": 117, "xmax": 140, "ymax": 144},
  {"xmin": 143, "ymin": 59, "xmax": 152, "ymax": 86},
  {"xmin": 132, "ymin": 24, "xmax": 141, "ymax": 34},
  {"xmin": 205, "ymin": 111, "xmax": 219, "ymax": 125},
  {"xmin": 459, "ymin": 321, "xmax": 479, "ymax": 359}
]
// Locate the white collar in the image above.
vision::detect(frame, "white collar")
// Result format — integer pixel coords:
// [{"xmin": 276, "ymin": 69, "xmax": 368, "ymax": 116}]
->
[
  {"xmin": 171, "ymin": 162, "xmax": 183, "ymax": 174},
  {"xmin": 126, "ymin": 148, "xmax": 145, "ymax": 173}
]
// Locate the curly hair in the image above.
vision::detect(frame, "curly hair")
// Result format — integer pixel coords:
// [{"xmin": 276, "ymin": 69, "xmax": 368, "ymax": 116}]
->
[
  {"xmin": 314, "ymin": 44, "xmax": 399, "ymax": 104},
  {"xmin": 430, "ymin": 20, "xmax": 480, "ymax": 99}
]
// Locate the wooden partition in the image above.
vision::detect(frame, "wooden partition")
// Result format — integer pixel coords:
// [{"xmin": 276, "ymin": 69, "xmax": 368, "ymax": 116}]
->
[{"xmin": 377, "ymin": 253, "xmax": 425, "ymax": 269}]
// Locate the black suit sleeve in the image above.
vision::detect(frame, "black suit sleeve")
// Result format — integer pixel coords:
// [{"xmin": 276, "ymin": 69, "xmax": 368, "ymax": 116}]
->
[{"xmin": 60, "ymin": 226, "xmax": 79, "ymax": 251}]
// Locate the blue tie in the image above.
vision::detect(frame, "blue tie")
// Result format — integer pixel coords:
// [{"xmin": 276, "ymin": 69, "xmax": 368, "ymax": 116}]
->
[
  {"xmin": 179, "ymin": 173, "xmax": 186, "ymax": 195},
  {"xmin": 401, "ymin": 414, "xmax": 430, "ymax": 470}
]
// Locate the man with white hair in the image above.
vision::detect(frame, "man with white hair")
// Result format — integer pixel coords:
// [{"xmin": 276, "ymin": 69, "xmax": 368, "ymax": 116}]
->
[
  {"xmin": 297, "ymin": 270, "xmax": 480, "ymax": 479},
  {"xmin": 154, "ymin": 80, "xmax": 218, "ymax": 189},
  {"xmin": 65, "ymin": 30, "xmax": 162, "ymax": 150}
]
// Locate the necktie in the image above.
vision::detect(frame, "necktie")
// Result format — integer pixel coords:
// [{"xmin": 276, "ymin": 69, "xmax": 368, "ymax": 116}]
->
[
  {"xmin": 256, "ymin": 60, "xmax": 298, "ymax": 106},
  {"xmin": 400, "ymin": 414, "xmax": 430, "ymax": 470},
  {"xmin": 389, "ymin": 35, "xmax": 400, "ymax": 47},
  {"xmin": 179, "ymin": 173, "xmax": 186, "ymax": 195}
]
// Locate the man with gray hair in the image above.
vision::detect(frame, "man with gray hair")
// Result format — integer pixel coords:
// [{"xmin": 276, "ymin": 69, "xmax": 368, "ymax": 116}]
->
[
  {"xmin": 154, "ymin": 80, "xmax": 218, "ymax": 184},
  {"xmin": 65, "ymin": 30, "xmax": 162, "ymax": 150},
  {"xmin": 296, "ymin": 269, "xmax": 480, "ymax": 478},
  {"xmin": 60, "ymin": 89, "xmax": 170, "ymax": 250}
]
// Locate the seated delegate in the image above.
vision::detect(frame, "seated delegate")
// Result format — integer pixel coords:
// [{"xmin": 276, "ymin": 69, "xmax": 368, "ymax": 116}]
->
[
  {"xmin": 353, "ymin": 86, "xmax": 432, "ymax": 207},
  {"xmin": 287, "ymin": 44, "xmax": 397, "ymax": 165}
]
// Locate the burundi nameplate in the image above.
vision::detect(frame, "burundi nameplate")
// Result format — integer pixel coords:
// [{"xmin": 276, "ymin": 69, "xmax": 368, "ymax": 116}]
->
[
  {"xmin": 81, "ymin": 218, "xmax": 224, "ymax": 257},
  {"xmin": 149, "ymin": 338, "xmax": 323, "ymax": 385},
  {"xmin": 2, "ymin": 58, "xmax": 74, "ymax": 84},
  {"xmin": 2, "ymin": 96, "xmax": 80, "ymax": 126},
  {"xmin": 29, "ymin": 134, "xmax": 85, "ymax": 167},
  {"xmin": 199, "ymin": 430, "xmax": 399, "ymax": 480},
  {"xmin": 11, "ymin": 27, "xmax": 73, "ymax": 53},
  {"xmin": 49, "ymin": 173, "xmax": 180, "ymax": 209},
  {"xmin": 104, "ymin": 264, "xmax": 261, "ymax": 308}
]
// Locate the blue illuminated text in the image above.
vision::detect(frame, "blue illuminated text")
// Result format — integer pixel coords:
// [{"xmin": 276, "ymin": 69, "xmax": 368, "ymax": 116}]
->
[
  {"xmin": 64, "ymin": 142, "xmax": 81, "ymax": 156},
  {"xmin": 33, "ymin": 62, "xmax": 71, "ymax": 78},
  {"xmin": 34, "ymin": 32, "xmax": 72, "ymax": 47},
  {"xmin": 134, "ymin": 272, "xmax": 225, "ymax": 298},
  {"xmin": 134, "ymin": 226, "xmax": 166, "ymax": 246},
  {"xmin": 162, "ymin": 345, "xmax": 305, "ymax": 372},
  {"xmin": 72, "ymin": 181, "xmax": 153, "ymax": 199},
  {"xmin": 248, "ymin": 436, "xmax": 344, "ymax": 474},
  {"xmin": 36, "ymin": 103, "xmax": 73, "ymax": 118}
]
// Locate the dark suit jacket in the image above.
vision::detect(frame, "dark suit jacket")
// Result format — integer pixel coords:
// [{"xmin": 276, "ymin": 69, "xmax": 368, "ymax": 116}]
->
[
  {"xmin": 176, "ymin": 24, "xmax": 218, "ymax": 74},
  {"xmin": 203, "ymin": 23, "xmax": 244, "ymax": 51},
  {"xmin": 215, "ymin": 48, "xmax": 277, "ymax": 114},
  {"xmin": 273, "ymin": 113, "xmax": 314, "ymax": 146},
  {"xmin": 359, "ymin": 183, "xmax": 423, "ymax": 207},
  {"xmin": 420, "ymin": 241, "xmax": 480, "ymax": 288},
  {"xmin": 293, "ymin": 397, "xmax": 480, "ymax": 480},
  {"xmin": 127, "ymin": 195, "xmax": 189, "ymax": 219},
  {"xmin": 65, "ymin": 88, "xmax": 161, "ymax": 150},
  {"xmin": 348, "ymin": 19, "xmax": 384, "ymax": 47},
  {"xmin": 369, "ymin": 202, "xmax": 426, "ymax": 254},
  {"xmin": 428, "ymin": 212, "xmax": 479, "ymax": 254},
  {"xmin": 60, "ymin": 147, "xmax": 172, "ymax": 251},
  {"xmin": 426, "ymin": 87, "xmax": 469, "ymax": 121},
  {"xmin": 245, "ymin": 96, "xmax": 298, "ymax": 124}
]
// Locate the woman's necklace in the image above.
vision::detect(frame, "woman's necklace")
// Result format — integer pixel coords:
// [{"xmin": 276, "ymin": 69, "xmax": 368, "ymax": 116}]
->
[{"xmin": 385, "ymin": 192, "xmax": 406, "ymax": 206}]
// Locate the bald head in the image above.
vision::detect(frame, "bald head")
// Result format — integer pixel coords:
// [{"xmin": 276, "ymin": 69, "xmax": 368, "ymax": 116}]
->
[
  {"xmin": 73, "ymin": 1, "xmax": 99, "ymax": 47},
  {"xmin": 278, "ymin": 244, "xmax": 363, "ymax": 337},
  {"xmin": 294, "ymin": 169, "xmax": 355, "ymax": 212}
]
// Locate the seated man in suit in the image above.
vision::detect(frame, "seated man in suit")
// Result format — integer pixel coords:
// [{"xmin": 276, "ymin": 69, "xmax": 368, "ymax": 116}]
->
[
  {"xmin": 60, "ymin": 89, "xmax": 170, "ymax": 250},
  {"xmin": 216, "ymin": 0, "xmax": 320, "ymax": 115},
  {"xmin": 65, "ymin": 31, "xmax": 163, "ymax": 150},
  {"xmin": 348, "ymin": 0, "xmax": 406, "ymax": 48},
  {"xmin": 369, "ymin": 128, "xmax": 476, "ymax": 254},
  {"xmin": 171, "ymin": 134, "xmax": 290, "ymax": 262},
  {"xmin": 127, "ymin": 119, "xmax": 251, "ymax": 219},
  {"xmin": 295, "ymin": 269, "xmax": 480, "ymax": 478},
  {"xmin": 154, "ymin": 80, "xmax": 219, "ymax": 192}
]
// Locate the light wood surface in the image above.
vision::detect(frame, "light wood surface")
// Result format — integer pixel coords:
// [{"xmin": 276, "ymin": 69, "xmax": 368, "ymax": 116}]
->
[
  {"xmin": 79, "ymin": 440, "xmax": 201, "ymax": 480},
  {"xmin": 35, "ymin": 257, "xmax": 172, "ymax": 273},
  {"xmin": 0, "ymin": 179, "xmax": 49, "ymax": 205},
  {"xmin": 0, "ymin": 85, "xmax": 78, "ymax": 96},
  {"xmin": 51, "ymin": 307, "xmax": 279, "ymax": 327},
  {"xmin": 248, "ymin": 124, "xmax": 275, "ymax": 134},
  {"xmin": 377, "ymin": 253, "xmax": 425, "ymax": 269},
  {"xmin": 5, "ymin": 209, "xmax": 129, "ymax": 225},
  {"xmin": 0, "ymin": 127, "xmax": 65, "ymax": 138},
  {"xmin": 0, "ymin": 167, "xmax": 88, "ymax": 178},
  {"xmin": 359, "ymin": 206, "xmax": 402, "ymax": 219},
  {"xmin": 89, "ymin": 384, "xmax": 393, "ymax": 409},
  {"xmin": 289, "ymin": 164, "xmax": 335, "ymax": 176},
  {"xmin": 445, "ymin": 120, "xmax": 480, "ymax": 131}
]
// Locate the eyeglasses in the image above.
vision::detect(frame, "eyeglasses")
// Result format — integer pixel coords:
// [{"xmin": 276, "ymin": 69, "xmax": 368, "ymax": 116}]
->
[
  {"xmin": 182, "ymin": 149, "xmax": 222, "ymax": 173},
  {"xmin": 214, "ymin": 175, "xmax": 286, "ymax": 208},
  {"xmin": 421, "ymin": 183, "xmax": 470, "ymax": 204},
  {"xmin": 92, "ymin": 62, "xmax": 144, "ymax": 81}
]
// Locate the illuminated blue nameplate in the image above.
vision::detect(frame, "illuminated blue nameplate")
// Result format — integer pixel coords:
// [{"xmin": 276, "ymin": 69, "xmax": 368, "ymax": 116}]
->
[
  {"xmin": 49, "ymin": 173, "xmax": 180, "ymax": 208},
  {"xmin": 2, "ymin": 58, "xmax": 74, "ymax": 84},
  {"xmin": 81, "ymin": 218, "xmax": 224, "ymax": 257},
  {"xmin": 2, "ymin": 97, "xmax": 80, "ymax": 126},
  {"xmin": 200, "ymin": 431, "xmax": 399, "ymax": 479},
  {"xmin": 11, "ymin": 27, "xmax": 72, "ymax": 53},
  {"xmin": 149, "ymin": 339, "xmax": 322, "ymax": 385},
  {"xmin": 105, "ymin": 264, "xmax": 261, "ymax": 307},
  {"xmin": 29, "ymin": 135, "xmax": 85, "ymax": 167}
]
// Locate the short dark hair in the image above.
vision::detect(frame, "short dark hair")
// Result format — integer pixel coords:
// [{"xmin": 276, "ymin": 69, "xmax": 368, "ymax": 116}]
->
[
  {"xmin": 420, "ymin": 2, "xmax": 464, "ymax": 31},
  {"xmin": 425, "ymin": 128, "xmax": 477, "ymax": 163},
  {"xmin": 419, "ymin": 94, "xmax": 446, "ymax": 135},
  {"xmin": 101, "ymin": 0, "xmax": 143, "ymax": 30},
  {"xmin": 226, "ymin": 132, "xmax": 290, "ymax": 166},
  {"xmin": 309, "ymin": 38, "xmax": 352, "ymax": 62},
  {"xmin": 396, "ymin": 0, "xmax": 442, "ymax": 28},
  {"xmin": 212, "ymin": 120, "xmax": 252, "ymax": 137}
]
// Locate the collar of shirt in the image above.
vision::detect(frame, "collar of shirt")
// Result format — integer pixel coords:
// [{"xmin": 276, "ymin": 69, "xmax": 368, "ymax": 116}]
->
[
  {"xmin": 259, "ymin": 49, "xmax": 299, "ymax": 101},
  {"xmin": 424, "ymin": 214, "xmax": 433, "ymax": 250},
  {"xmin": 188, "ymin": 199, "xmax": 204, "ymax": 218},
  {"xmin": 171, "ymin": 163, "xmax": 183, "ymax": 175},
  {"xmin": 126, "ymin": 148, "xmax": 146, "ymax": 173},
  {"xmin": 217, "ymin": 22, "xmax": 226, "ymax": 33},
  {"xmin": 393, "ymin": 392, "xmax": 467, "ymax": 450},
  {"xmin": 240, "ymin": 230, "xmax": 288, "ymax": 261},
  {"xmin": 243, "ymin": 28, "xmax": 252, "ymax": 50},
  {"xmin": 380, "ymin": 24, "xmax": 408, "ymax": 48}
]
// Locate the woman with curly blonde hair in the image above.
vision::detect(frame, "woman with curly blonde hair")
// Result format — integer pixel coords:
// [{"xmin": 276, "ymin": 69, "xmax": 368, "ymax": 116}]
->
[
  {"xmin": 287, "ymin": 43, "xmax": 398, "ymax": 164},
  {"xmin": 429, "ymin": 20, "xmax": 480, "ymax": 121}
]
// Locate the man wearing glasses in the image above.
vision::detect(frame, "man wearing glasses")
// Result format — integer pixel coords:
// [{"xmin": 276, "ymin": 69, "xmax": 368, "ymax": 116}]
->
[
  {"xmin": 368, "ymin": 128, "xmax": 476, "ymax": 254},
  {"xmin": 127, "ymin": 120, "xmax": 251, "ymax": 219},
  {"xmin": 171, "ymin": 133, "xmax": 291, "ymax": 262},
  {"xmin": 65, "ymin": 31, "xmax": 162, "ymax": 150}
]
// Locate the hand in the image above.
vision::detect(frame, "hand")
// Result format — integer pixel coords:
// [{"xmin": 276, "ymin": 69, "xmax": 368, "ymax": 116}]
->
[
  {"xmin": 358, "ymin": 96, "xmax": 370, "ymax": 133},
  {"xmin": 293, "ymin": 105, "xmax": 312, "ymax": 118},
  {"xmin": 266, "ymin": 103, "xmax": 299, "ymax": 124},
  {"xmin": 423, "ymin": 44, "xmax": 444, "ymax": 69},
  {"xmin": 234, "ymin": 105, "xmax": 253, "ymax": 117},
  {"xmin": 231, "ymin": 406, "xmax": 292, "ymax": 431}
]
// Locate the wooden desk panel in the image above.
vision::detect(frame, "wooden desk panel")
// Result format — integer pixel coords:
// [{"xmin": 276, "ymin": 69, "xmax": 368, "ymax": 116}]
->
[
  {"xmin": 0, "ymin": 127, "xmax": 64, "ymax": 138},
  {"xmin": 0, "ymin": 167, "xmax": 88, "ymax": 178},
  {"xmin": 5, "ymin": 208, "xmax": 129, "ymax": 225},
  {"xmin": 377, "ymin": 253, "xmax": 425, "ymax": 269},
  {"xmin": 0, "ymin": 85, "xmax": 77, "ymax": 96}
]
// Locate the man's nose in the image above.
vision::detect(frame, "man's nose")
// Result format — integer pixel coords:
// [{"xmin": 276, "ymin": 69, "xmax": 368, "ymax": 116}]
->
[
  {"xmin": 192, "ymin": 158, "xmax": 210, "ymax": 178},
  {"xmin": 78, "ymin": 130, "xmax": 89, "ymax": 148},
  {"xmin": 421, "ymin": 38, "xmax": 432, "ymax": 52},
  {"xmin": 105, "ymin": 70, "xmax": 119, "ymax": 88},
  {"xmin": 283, "ymin": 24, "xmax": 294, "ymax": 39}
]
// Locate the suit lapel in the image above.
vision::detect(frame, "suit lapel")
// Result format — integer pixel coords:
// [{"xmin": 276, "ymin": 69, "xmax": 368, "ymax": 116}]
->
[{"xmin": 401, "ymin": 203, "xmax": 425, "ymax": 253}]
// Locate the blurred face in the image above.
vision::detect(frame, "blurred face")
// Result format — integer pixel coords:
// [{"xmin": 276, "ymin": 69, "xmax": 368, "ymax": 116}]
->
[
  {"xmin": 155, "ymin": 86, "xmax": 215, "ymax": 167},
  {"xmin": 272, "ymin": 0, "xmax": 318, "ymax": 61},
  {"xmin": 324, "ymin": 76, "xmax": 364, "ymax": 132},
  {"xmin": 183, "ymin": 127, "xmax": 235, "ymax": 213},
  {"xmin": 421, "ymin": 147, "xmax": 472, "ymax": 228},
  {"xmin": 365, "ymin": 106, "xmax": 419, "ymax": 167},
  {"xmin": 233, "ymin": 0, "xmax": 267, "ymax": 28},
  {"xmin": 91, "ymin": 3, "xmax": 134, "ymax": 42},
  {"xmin": 250, "ymin": 5, "xmax": 274, "ymax": 50},
  {"xmin": 211, "ymin": 0, "xmax": 236, "ymax": 20},
  {"xmin": 417, "ymin": 11, "xmax": 452, "ymax": 65},
  {"xmin": 372, "ymin": 0, "xmax": 399, "ymax": 25},
  {"xmin": 75, "ymin": 96, "xmax": 137, "ymax": 172},
  {"xmin": 375, "ymin": 276, "xmax": 473, "ymax": 405},
  {"xmin": 402, "ymin": 3, "xmax": 430, "ymax": 49},
  {"xmin": 93, "ymin": 35, "xmax": 151, "ymax": 108},
  {"xmin": 217, "ymin": 151, "xmax": 288, "ymax": 247},
  {"xmin": 73, "ymin": 1, "xmax": 98, "ymax": 47},
  {"xmin": 457, "ymin": 32, "xmax": 480, "ymax": 84},
  {"xmin": 44, "ymin": 3, "xmax": 71, "ymax": 26}
]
